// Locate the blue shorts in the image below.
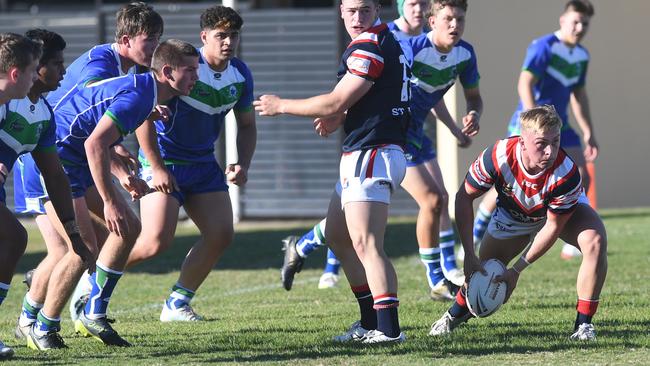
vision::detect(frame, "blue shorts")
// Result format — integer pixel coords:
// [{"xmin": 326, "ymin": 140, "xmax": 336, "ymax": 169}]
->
[
  {"xmin": 63, "ymin": 164, "xmax": 95, "ymax": 199},
  {"xmin": 405, "ymin": 135, "xmax": 437, "ymax": 167},
  {"xmin": 13, "ymin": 155, "xmax": 48, "ymax": 214},
  {"xmin": 140, "ymin": 161, "xmax": 228, "ymax": 206}
]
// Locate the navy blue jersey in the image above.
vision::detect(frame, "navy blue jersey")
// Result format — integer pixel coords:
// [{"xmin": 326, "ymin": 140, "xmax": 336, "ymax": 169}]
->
[{"xmin": 339, "ymin": 22, "xmax": 410, "ymax": 152}]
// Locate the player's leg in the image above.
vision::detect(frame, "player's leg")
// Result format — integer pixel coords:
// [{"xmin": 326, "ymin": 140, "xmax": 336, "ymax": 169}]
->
[
  {"xmin": 77, "ymin": 182, "xmax": 139, "ymax": 347},
  {"xmin": 16, "ymin": 212, "xmax": 67, "ymax": 340},
  {"xmin": 126, "ymin": 191, "xmax": 180, "ymax": 267},
  {"xmin": 28, "ymin": 197, "xmax": 99, "ymax": 350},
  {"xmin": 559, "ymin": 202, "xmax": 607, "ymax": 341},
  {"xmin": 318, "ymin": 248, "xmax": 341, "ymax": 289},
  {"xmin": 430, "ymin": 220, "xmax": 530, "ymax": 337},
  {"xmin": 0, "ymin": 200, "xmax": 28, "ymax": 359},
  {"xmin": 280, "ymin": 218, "xmax": 328, "ymax": 291},
  {"xmin": 401, "ymin": 162, "xmax": 451, "ymax": 300},
  {"xmin": 325, "ymin": 191, "xmax": 376, "ymax": 342},
  {"xmin": 424, "ymin": 157, "xmax": 465, "ymax": 287},
  {"xmin": 164, "ymin": 190, "xmax": 232, "ymax": 321}
]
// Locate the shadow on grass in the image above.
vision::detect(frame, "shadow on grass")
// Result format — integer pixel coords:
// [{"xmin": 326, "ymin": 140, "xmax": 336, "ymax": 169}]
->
[{"xmin": 14, "ymin": 222, "xmax": 419, "ymax": 275}]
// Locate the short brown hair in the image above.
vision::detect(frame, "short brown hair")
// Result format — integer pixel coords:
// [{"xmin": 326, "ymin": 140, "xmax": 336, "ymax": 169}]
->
[
  {"xmin": 519, "ymin": 105, "xmax": 562, "ymax": 134},
  {"xmin": 564, "ymin": 0, "xmax": 594, "ymax": 17},
  {"xmin": 200, "ymin": 5, "xmax": 243, "ymax": 31},
  {"xmin": 0, "ymin": 33, "xmax": 42, "ymax": 73},
  {"xmin": 115, "ymin": 2, "xmax": 164, "ymax": 42},
  {"xmin": 150, "ymin": 39, "xmax": 199, "ymax": 73},
  {"xmin": 427, "ymin": 0, "xmax": 467, "ymax": 18}
]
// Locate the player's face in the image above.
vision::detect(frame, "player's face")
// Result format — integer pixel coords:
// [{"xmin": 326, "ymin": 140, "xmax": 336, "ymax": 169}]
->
[
  {"xmin": 403, "ymin": 0, "xmax": 430, "ymax": 29},
  {"xmin": 11, "ymin": 58, "xmax": 39, "ymax": 99},
  {"xmin": 201, "ymin": 27, "xmax": 241, "ymax": 67},
  {"xmin": 169, "ymin": 55, "xmax": 199, "ymax": 96},
  {"xmin": 520, "ymin": 129, "xmax": 561, "ymax": 173},
  {"xmin": 340, "ymin": 0, "xmax": 380, "ymax": 39},
  {"xmin": 559, "ymin": 10, "xmax": 590, "ymax": 46},
  {"xmin": 429, "ymin": 5, "xmax": 465, "ymax": 51},
  {"xmin": 128, "ymin": 33, "xmax": 160, "ymax": 67},
  {"xmin": 38, "ymin": 50, "xmax": 66, "ymax": 92}
]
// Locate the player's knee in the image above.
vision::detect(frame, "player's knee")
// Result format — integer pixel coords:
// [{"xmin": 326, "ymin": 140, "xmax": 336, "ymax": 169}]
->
[
  {"xmin": 419, "ymin": 190, "xmax": 443, "ymax": 216},
  {"xmin": 579, "ymin": 230, "xmax": 606, "ymax": 260}
]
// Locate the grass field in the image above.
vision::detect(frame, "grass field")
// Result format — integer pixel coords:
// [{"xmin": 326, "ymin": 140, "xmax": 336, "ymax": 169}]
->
[{"xmin": 2, "ymin": 208, "xmax": 649, "ymax": 365}]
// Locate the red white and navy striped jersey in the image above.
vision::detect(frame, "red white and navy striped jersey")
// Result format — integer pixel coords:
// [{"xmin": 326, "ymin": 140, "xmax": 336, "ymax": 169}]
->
[
  {"xmin": 466, "ymin": 137, "xmax": 583, "ymax": 223},
  {"xmin": 339, "ymin": 22, "xmax": 410, "ymax": 152}
]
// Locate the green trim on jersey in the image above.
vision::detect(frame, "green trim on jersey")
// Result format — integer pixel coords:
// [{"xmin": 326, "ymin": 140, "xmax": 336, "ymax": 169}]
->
[
  {"xmin": 411, "ymin": 44, "xmax": 476, "ymax": 93},
  {"xmin": 105, "ymin": 110, "xmax": 128, "ymax": 136},
  {"xmin": 183, "ymin": 80, "xmax": 245, "ymax": 115},
  {"xmin": 0, "ymin": 111, "xmax": 50, "ymax": 153},
  {"xmin": 139, "ymin": 156, "xmax": 193, "ymax": 167}
]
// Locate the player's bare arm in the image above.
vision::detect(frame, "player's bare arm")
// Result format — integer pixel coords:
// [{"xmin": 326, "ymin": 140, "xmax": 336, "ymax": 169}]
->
[
  {"xmin": 431, "ymin": 99, "xmax": 471, "ymax": 147},
  {"xmin": 517, "ymin": 70, "xmax": 539, "ymax": 110},
  {"xmin": 455, "ymin": 182, "xmax": 488, "ymax": 279},
  {"xmin": 85, "ymin": 116, "xmax": 131, "ymax": 236},
  {"xmin": 31, "ymin": 150, "xmax": 96, "ymax": 273},
  {"xmin": 135, "ymin": 119, "xmax": 178, "ymax": 193},
  {"xmin": 254, "ymin": 72, "xmax": 372, "ymax": 119},
  {"xmin": 225, "ymin": 109, "xmax": 257, "ymax": 186},
  {"xmin": 462, "ymin": 86, "xmax": 483, "ymax": 136},
  {"xmin": 570, "ymin": 86, "xmax": 598, "ymax": 161}
]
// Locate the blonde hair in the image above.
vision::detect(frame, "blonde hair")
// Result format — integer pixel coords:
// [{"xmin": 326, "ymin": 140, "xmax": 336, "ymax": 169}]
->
[{"xmin": 519, "ymin": 105, "xmax": 562, "ymax": 134}]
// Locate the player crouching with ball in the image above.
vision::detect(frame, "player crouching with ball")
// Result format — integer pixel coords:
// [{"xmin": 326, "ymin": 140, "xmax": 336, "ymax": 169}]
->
[{"xmin": 429, "ymin": 105, "xmax": 607, "ymax": 341}]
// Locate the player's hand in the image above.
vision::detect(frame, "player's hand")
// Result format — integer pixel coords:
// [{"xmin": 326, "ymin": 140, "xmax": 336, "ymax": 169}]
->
[
  {"xmin": 152, "ymin": 166, "xmax": 179, "ymax": 193},
  {"xmin": 461, "ymin": 111, "xmax": 480, "ymax": 137},
  {"xmin": 313, "ymin": 114, "xmax": 344, "ymax": 137},
  {"xmin": 454, "ymin": 129, "xmax": 472, "ymax": 148},
  {"xmin": 494, "ymin": 268, "xmax": 519, "ymax": 303},
  {"xmin": 0, "ymin": 163, "xmax": 8, "ymax": 184},
  {"xmin": 149, "ymin": 105, "xmax": 171, "ymax": 122},
  {"xmin": 69, "ymin": 234, "xmax": 96, "ymax": 274},
  {"xmin": 463, "ymin": 253, "xmax": 486, "ymax": 281},
  {"xmin": 119, "ymin": 175, "xmax": 150, "ymax": 201},
  {"xmin": 225, "ymin": 163, "xmax": 248, "ymax": 186},
  {"xmin": 112, "ymin": 144, "xmax": 140, "ymax": 175},
  {"xmin": 253, "ymin": 95, "xmax": 283, "ymax": 116},
  {"xmin": 103, "ymin": 200, "xmax": 130, "ymax": 237},
  {"xmin": 583, "ymin": 135, "xmax": 599, "ymax": 162}
]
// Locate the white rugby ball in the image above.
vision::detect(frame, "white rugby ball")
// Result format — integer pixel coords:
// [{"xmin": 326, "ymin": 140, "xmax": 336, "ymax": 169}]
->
[{"xmin": 466, "ymin": 259, "xmax": 508, "ymax": 318}]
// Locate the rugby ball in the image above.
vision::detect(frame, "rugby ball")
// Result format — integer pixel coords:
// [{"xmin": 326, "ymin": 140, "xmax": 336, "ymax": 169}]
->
[{"xmin": 466, "ymin": 259, "xmax": 508, "ymax": 318}]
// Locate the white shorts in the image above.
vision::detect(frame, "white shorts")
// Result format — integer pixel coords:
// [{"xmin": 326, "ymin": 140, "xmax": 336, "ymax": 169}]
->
[
  {"xmin": 335, "ymin": 144, "xmax": 406, "ymax": 206},
  {"xmin": 487, "ymin": 193, "xmax": 591, "ymax": 240}
]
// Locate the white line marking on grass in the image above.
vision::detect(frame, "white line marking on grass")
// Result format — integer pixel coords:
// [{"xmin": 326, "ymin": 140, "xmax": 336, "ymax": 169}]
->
[{"xmin": 111, "ymin": 276, "xmax": 321, "ymax": 316}]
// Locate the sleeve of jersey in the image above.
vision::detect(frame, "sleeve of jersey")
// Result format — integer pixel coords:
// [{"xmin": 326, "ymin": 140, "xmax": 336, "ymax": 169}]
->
[
  {"xmin": 465, "ymin": 146, "xmax": 496, "ymax": 192},
  {"xmin": 234, "ymin": 63, "xmax": 254, "ymax": 112},
  {"xmin": 104, "ymin": 92, "xmax": 153, "ymax": 136},
  {"xmin": 548, "ymin": 165, "xmax": 583, "ymax": 214},
  {"xmin": 459, "ymin": 46, "xmax": 480, "ymax": 89},
  {"xmin": 345, "ymin": 43, "xmax": 385, "ymax": 81},
  {"xmin": 521, "ymin": 40, "xmax": 549, "ymax": 78},
  {"xmin": 34, "ymin": 113, "xmax": 57, "ymax": 153},
  {"xmin": 79, "ymin": 59, "xmax": 116, "ymax": 88}
]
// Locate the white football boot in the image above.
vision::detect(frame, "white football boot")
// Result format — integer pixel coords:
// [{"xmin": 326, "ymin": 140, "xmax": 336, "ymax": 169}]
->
[
  {"xmin": 318, "ymin": 272, "xmax": 340, "ymax": 289},
  {"xmin": 160, "ymin": 303, "xmax": 204, "ymax": 322},
  {"xmin": 332, "ymin": 321, "xmax": 370, "ymax": 343},
  {"xmin": 570, "ymin": 323, "xmax": 596, "ymax": 341},
  {"xmin": 69, "ymin": 271, "xmax": 93, "ymax": 321},
  {"xmin": 429, "ymin": 311, "xmax": 472, "ymax": 336},
  {"xmin": 361, "ymin": 329, "xmax": 406, "ymax": 344}
]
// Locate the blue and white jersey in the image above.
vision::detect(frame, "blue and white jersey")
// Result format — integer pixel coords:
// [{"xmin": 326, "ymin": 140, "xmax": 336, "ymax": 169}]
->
[
  {"xmin": 387, "ymin": 20, "xmax": 427, "ymax": 66},
  {"xmin": 0, "ymin": 96, "xmax": 56, "ymax": 168},
  {"xmin": 339, "ymin": 22, "xmax": 410, "ymax": 152},
  {"xmin": 407, "ymin": 32, "xmax": 480, "ymax": 148},
  {"xmin": 508, "ymin": 32, "xmax": 589, "ymax": 133},
  {"xmin": 56, "ymin": 72, "xmax": 157, "ymax": 165},
  {"xmin": 145, "ymin": 49, "xmax": 253, "ymax": 164},
  {"xmin": 48, "ymin": 43, "xmax": 136, "ymax": 111}
]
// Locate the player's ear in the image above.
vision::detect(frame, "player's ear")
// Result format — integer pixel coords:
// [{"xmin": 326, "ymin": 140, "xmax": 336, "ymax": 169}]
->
[
  {"xmin": 119, "ymin": 34, "xmax": 131, "ymax": 47},
  {"xmin": 200, "ymin": 30, "xmax": 208, "ymax": 45},
  {"xmin": 8, "ymin": 67, "xmax": 20, "ymax": 83},
  {"xmin": 162, "ymin": 65, "xmax": 174, "ymax": 81}
]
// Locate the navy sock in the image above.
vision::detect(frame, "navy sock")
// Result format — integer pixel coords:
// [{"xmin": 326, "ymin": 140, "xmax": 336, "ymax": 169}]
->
[{"xmin": 352, "ymin": 284, "xmax": 376, "ymax": 330}]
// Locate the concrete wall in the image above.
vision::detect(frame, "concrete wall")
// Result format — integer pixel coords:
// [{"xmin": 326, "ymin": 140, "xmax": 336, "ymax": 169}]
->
[{"xmin": 454, "ymin": 0, "xmax": 650, "ymax": 209}]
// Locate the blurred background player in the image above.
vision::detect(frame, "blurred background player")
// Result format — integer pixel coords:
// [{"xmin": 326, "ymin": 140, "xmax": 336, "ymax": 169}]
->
[
  {"xmin": 125, "ymin": 5, "xmax": 256, "ymax": 323},
  {"xmin": 429, "ymin": 105, "xmax": 607, "ymax": 341},
  {"xmin": 0, "ymin": 31, "xmax": 95, "ymax": 357},
  {"xmin": 52, "ymin": 40, "xmax": 198, "ymax": 347},
  {"xmin": 256, "ymin": 0, "xmax": 410, "ymax": 344},
  {"xmin": 280, "ymin": 0, "xmax": 482, "ymax": 303},
  {"xmin": 469, "ymin": 0, "xmax": 597, "ymax": 261}
]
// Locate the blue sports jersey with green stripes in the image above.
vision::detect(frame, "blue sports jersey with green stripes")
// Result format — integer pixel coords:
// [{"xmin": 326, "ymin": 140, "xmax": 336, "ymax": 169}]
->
[
  {"xmin": 144, "ymin": 49, "xmax": 253, "ymax": 164},
  {"xmin": 55, "ymin": 72, "xmax": 157, "ymax": 166},
  {"xmin": 508, "ymin": 32, "xmax": 589, "ymax": 135}
]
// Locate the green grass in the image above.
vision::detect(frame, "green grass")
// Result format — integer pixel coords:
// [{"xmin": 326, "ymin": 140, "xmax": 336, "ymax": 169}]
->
[{"xmin": 2, "ymin": 208, "xmax": 649, "ymax": 365}]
